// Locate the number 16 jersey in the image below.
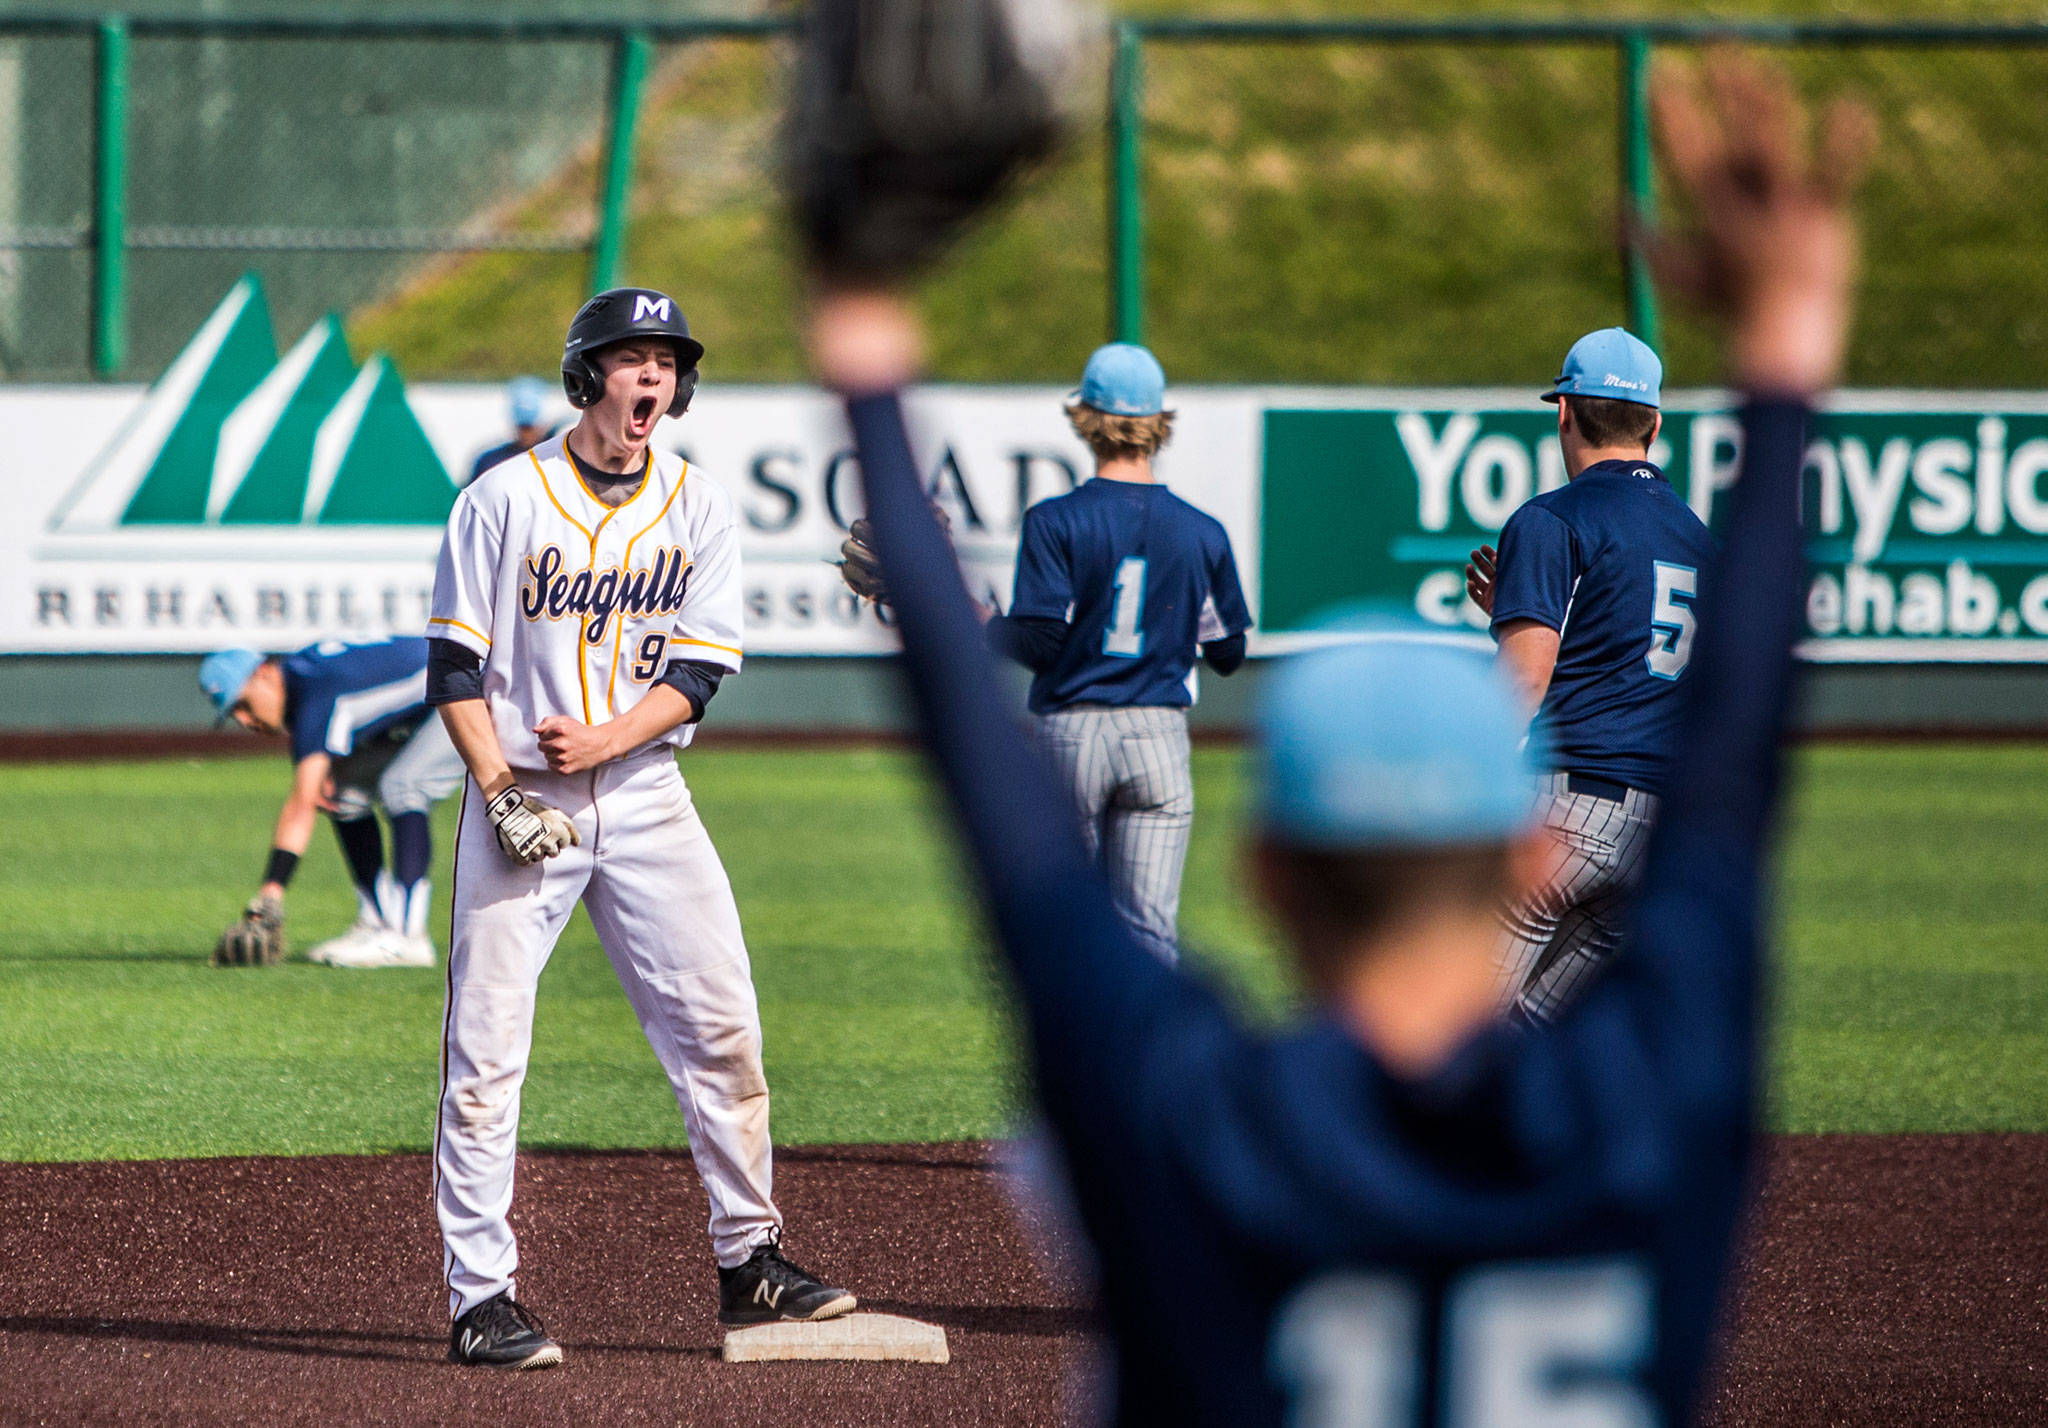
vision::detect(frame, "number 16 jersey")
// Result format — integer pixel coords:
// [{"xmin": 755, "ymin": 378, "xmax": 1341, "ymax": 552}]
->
[
  {"xmin": 1489, "ymin": 460, "xmax": 1716, "ymax": 794},
  {"xmin": 429, "ymin": 436, "xmax": 745, "ymax": 770}
]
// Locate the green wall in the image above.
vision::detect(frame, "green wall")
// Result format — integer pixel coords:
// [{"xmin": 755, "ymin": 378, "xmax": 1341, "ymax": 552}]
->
[{"xmin": 3, "ymin": 655, "xmax": 2043, "ymax": 739}]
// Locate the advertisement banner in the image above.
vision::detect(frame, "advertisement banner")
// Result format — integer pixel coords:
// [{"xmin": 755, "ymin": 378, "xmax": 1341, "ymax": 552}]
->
[
  {"xmin": 1, "ymin": 277, "xmax": 1267, "ymax": 655},
  {"xmin": 3, "ymin": 383, "xmax": 1266, "ymax": 656},
  {"xmin": 1261, "ymin": 391, "xmax": 2048, "ymax": 661},
  {"xmin": 4, "ymin": 279, "xmax": 2043, "ymax": 662}
]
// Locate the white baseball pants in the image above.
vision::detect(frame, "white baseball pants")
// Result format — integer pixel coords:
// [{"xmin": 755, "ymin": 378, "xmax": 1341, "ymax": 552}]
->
[
  {"xmin": 328, "ymin": 715, "xmax": 467, "ymax": 818},
  {"xmin": 1494, "ymin": 773, "xmax": 1660, "ymax": 1024},
  {"xmin": 435, "ymin": 748, "xmax": 779, "ymax": 1318}
]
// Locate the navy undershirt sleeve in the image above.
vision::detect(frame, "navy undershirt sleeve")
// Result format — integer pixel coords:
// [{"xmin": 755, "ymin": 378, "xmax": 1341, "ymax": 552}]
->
[
  {"xmin": 985, "ymin": 613, "xmax": 1068, "ymax": 673},
  {"xmin": 1201, "ymin": 633, "xmax": 1247, "ymax": 675},
  {"xmin": 424, "ymin": 637, "xmax": 483, "ymax": 706},
  {"xmin": 656, "ymin": 658, "xmax": 725, "ymax": 722}
]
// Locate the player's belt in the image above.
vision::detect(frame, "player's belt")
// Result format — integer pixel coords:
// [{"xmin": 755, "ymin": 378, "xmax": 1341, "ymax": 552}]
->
[{"xmin": 1562, "ymin": 772, "xmax": 1636, "ymax": 803}]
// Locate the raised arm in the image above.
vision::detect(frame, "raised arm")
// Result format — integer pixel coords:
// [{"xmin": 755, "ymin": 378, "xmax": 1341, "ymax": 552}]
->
[
  {"xmin": 819, "ymin": 304, "xmax": 1188, "ymax": 1133},
  {"xmin": 1622, "ymin": 53, "xmax": 1871, "ymax": 1082}
]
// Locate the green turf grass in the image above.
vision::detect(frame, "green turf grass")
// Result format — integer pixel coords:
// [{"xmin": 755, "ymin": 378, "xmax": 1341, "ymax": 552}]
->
[{"xmin": 1, "ymin": 742, "xmax": 2043, "ymax": 1161}]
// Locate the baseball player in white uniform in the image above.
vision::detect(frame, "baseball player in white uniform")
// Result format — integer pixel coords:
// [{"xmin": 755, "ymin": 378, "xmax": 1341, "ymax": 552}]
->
[{"xmin": 425, "ymin": 287, "xmax": 853, "ymax": 1370}]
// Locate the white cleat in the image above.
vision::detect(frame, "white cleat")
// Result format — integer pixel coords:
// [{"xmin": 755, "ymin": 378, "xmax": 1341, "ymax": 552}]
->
[
  {"xmin": 304, "ymin": 918, "xmax": 388, "ymax": 966},
  {"xmin": 319, "ymin": 929, "xmax": 435, "ymax": 969}
]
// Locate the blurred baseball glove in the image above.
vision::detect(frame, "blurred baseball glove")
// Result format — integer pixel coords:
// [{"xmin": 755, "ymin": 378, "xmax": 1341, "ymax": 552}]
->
[
  {"xmin": 787, "ymin": 0, "xmax": 1085, "ymax": 284},
  {"xmin": 213, "ymin": 892, "xmax": 285, "ymax": 967},
  {"xmin": 839, "ymin": 506, "xmax": 952, "ymax": 606}
]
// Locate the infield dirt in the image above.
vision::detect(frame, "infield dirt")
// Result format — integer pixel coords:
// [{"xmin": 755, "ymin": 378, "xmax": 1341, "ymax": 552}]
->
[{"xmin": 1, "ymin": 1136, "xmax": 2040, "ymax": 1426}]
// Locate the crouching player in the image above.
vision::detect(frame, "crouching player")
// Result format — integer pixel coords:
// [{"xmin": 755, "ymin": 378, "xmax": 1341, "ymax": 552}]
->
[
  {"xmin": 201, "ymin": 638, "xmax": 464, "ymax": 967},
  {"xmin": 792, "ymin": 3, "xmax": 1868, "ymax": 1420}
]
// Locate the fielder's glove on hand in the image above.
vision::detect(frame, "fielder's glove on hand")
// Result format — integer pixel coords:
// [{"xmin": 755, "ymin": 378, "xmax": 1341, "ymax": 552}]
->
[
  {"xmin": 486, "ymin": 785, "xmax": 580, "ymax": 866},
  {"xmin": 213, "ymin": 892, "xmax": 285, "ymax": 967},
  {"xmin": 839, "ymin": 507, "xmax": 951, "ymax": 606},
  {"xmin": 787, "ymin": 0, "xmax": 1083, "ymax": 285}
]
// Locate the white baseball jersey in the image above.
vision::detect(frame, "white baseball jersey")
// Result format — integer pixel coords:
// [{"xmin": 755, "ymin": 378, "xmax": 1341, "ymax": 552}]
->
[{"xmin": 429, "ymin": 435, "xmax": 743, "ymax": 770}]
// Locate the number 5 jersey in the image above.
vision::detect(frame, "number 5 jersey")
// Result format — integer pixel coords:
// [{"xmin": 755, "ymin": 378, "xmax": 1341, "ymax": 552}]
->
[{"xmin": 1489, "ymin": 459, "xmax": 1718, "ymax": 793}]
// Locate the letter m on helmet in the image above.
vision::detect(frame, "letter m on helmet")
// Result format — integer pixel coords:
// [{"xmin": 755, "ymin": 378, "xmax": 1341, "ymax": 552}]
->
[{"xmin": 634, "ymin": 295, "xmax": 673, "ymax": 323}]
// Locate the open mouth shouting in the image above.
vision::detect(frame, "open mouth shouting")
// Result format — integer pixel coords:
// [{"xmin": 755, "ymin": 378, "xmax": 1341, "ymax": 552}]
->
[{"xmin": 625, "ymin": 393, "xmax": 660, "ymax": 441}]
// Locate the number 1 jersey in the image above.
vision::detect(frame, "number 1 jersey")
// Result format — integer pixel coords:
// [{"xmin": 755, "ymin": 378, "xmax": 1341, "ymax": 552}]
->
[
  {"xmin": 428, "ymin": 437, "xmax": 745, "ymax": 769},
  {"xmin": 1489, "ymin": 460, "xmax": 1717, "ymax": 793},
  {"xmin": 1009, "ymin": 478, "xmax": 1251, "ymax": 714}
]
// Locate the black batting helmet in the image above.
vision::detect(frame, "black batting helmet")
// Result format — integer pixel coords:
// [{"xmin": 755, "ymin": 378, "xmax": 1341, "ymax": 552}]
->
[{"xmin": 560, "ymin": 287, "xmax": 707, "ymax": 417}]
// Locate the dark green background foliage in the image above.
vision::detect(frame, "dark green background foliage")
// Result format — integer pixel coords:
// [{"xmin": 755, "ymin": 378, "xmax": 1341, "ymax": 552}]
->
[{"xmin": 9, "ymin": 1, "xmax": 2048, "ymax": 385}]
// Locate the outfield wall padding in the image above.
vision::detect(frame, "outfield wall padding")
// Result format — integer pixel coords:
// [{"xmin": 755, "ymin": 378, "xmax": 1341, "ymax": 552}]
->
[{"xmin": 4, "ymin": 655, "xmax": 2046, "ymax": 743}]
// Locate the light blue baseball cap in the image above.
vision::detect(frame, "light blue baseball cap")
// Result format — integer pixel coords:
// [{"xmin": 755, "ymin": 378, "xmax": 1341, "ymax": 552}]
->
[
  {"xmin": 1256, "ymin": 622, "xmax": 1543, "ymax": 849},
  {"xmin": 198, "ymin": 648, "xmax": 266, "ymax": 714},
  {"xmin": 1074, "ymin": 343, "xmax": 1169, "ymax": 417},
  {"xmin": 1544, "ymin": 327, "xmax": 1661, "ymax": 409},
  {"xmin": 508, "ymin": 374, "xmax": 549, "ymax": 427}
]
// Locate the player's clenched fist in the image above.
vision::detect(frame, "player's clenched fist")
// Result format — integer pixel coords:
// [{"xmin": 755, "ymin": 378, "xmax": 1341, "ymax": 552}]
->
[
  {"xmin": 534, "ymin": 715, "xmax": 617, "ymax": 776},
  {"xmin": 485, "ymin": 785, "xmax": 580, "ymax": 866}
]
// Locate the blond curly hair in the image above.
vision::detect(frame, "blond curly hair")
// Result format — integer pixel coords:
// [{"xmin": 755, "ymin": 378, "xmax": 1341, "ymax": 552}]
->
[{"xmin": 1066, "ymin": 402, "xmax": 1175, "ymax": 462}]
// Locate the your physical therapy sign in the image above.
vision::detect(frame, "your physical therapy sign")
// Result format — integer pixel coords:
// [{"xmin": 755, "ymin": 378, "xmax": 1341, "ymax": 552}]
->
[{"xmin": 1261, "ymin": 393, "xmax": 2048, "ymax": 662}]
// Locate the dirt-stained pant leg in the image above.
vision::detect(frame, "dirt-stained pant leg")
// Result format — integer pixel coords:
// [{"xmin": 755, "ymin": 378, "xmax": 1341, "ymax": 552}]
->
[
  {"xmin": 1038, "ymin": 705, "xmax": 1193, "ymax": 964},
  {"xmin": 436, "ymin": 772, "xmax": 594, "ymax": 1319},
  {"xmin": 1494, "ymin": 776, "xmax": 1659, "ymax": 1023},
  {"xmin": 578, "ymin": 752, "xmax": 780, "ymax": 1269}
]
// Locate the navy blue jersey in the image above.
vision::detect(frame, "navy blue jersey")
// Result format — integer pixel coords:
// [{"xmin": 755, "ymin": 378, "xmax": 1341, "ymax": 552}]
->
[
  {"xmin": 1010, "ymin": 479, "xmax": 1251, "ymax": 714},
  {"xmin": 847, "ymin": 390, "xmax": 1810, "ymax": 1428},
  {"xmin": 281, "ymin": 637, "xmax": 433, "ymax": 764},
  {"xmin": 1490, "ymin": 460, "xmax": 1717, "ymax": 793}
]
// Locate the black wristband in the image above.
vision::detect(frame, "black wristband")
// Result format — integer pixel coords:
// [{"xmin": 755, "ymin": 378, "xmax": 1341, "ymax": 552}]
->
[{"xmin": 263, "ymin": 847, "xmax": 300, "ymax": 889}]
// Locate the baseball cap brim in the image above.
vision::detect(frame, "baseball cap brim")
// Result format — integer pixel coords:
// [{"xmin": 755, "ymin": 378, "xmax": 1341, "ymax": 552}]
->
[{"xmin": 1066, "ymin": 388, "xmax": 1174, "ymax": 417}]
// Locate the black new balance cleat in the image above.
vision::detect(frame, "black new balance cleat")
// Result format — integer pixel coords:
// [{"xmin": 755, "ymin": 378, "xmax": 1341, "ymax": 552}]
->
[
  {"xmin": 718, "ymin": 1236, "xmax": 858, "ymax": 1326},
  {"xmin": 449, "ymin": 1292, "xmax": 564, "ymax": 1370}
]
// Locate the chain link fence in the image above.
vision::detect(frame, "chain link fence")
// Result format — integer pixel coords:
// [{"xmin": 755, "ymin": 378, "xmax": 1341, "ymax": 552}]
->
[{"xmin": 5, "ymin": 15, "xmax": 2047, "ymax": 387}]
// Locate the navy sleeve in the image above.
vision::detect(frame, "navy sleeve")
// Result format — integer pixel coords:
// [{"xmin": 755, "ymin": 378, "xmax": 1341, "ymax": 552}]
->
[
  {"xmin": 1490, "ymin": 503, "xmax": 1578, "ymax": 634},
  {"xmin": 1208, "ymin": 532, "xmax": 1253, "ymax": 637},
  {"xmin": 985, "ymin": 613, "xmax": 1068, "ymax": 673},
  {"xmin": 843, "ymin": 392, "xmax": 1208, "ymax": 1135},
  {"xmin": 1622, "ymin": 398, "xmax": 1810, "ymax": 1111},
  {"xmin": 425, "ymin": 636, "xmax": 484, "ymax": 706},
  {"xmin": 1201, "ymin": 633, "xmax": 1247, "ymax": 675},
  {"xmin": 283, "ymin": 665, "xmax": 334, "ymax": 763},
  {"xmin": 656, "ymin": 658, "xmax": 726, "ymax": 722},
  {"xmin": 1009, "ymin": 506, "xmax": 1074, "ymax": 621}
]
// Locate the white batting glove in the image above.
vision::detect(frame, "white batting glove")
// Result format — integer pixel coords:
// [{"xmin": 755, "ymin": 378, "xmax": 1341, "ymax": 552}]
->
[{"xmin": 485, "ymin": 785, "xmax": 580, "ymax": 866}]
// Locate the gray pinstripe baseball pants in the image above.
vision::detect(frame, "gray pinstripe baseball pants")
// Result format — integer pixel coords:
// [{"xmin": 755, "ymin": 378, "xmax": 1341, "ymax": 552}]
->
[
  {"xmin": 1495, "ymin": 773, "xmax": 1659, "ymax": 1023},
  {"xmin": 1037, "ymin": 705, "xmax": 1194, "ymax": 964}
]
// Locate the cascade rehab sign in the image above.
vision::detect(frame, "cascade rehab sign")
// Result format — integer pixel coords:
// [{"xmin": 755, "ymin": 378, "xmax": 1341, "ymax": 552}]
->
[
  {"xmin": 2, "ymin": 276, "xmax": 1255, "ymax": 656},
  {"xmin": 1260, "ymin": 395, "xmax": 2048, "ymax": 662}
]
